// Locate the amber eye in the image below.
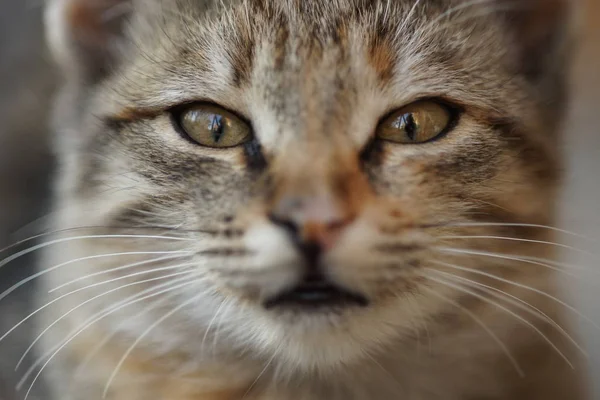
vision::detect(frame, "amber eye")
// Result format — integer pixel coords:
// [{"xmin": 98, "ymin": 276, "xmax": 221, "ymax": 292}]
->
[
  {"xmin": 178, "ymin": 104, "xmax": 252, "ymax": 148},
  {"xmin": 377, "ymin": 101, "xmax": 452, "ymax": 144}
]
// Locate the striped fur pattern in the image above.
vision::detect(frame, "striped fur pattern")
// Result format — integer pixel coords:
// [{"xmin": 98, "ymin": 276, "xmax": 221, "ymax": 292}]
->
[{"xmin": 33, "ymin": 0, "xmax": 586, "ymax": 399}]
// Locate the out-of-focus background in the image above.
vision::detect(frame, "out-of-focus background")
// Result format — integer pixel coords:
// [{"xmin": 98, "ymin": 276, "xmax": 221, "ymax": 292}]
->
[
  {"xmin": 560, "ymin": 0, "xmax": 600, "ymax": 396},
  {"xmin": 0, "ymin": 1, "xmax": 598, "ymax": 399},
  {"xmin": 0, "ymin": 1, "xmax": 55, "ymax": 399}
]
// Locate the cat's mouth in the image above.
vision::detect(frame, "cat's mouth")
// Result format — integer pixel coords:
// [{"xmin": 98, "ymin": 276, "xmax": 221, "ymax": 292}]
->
[{"xmin": 264, "ymin": 280, "xmax": 369, "ymax": 310}]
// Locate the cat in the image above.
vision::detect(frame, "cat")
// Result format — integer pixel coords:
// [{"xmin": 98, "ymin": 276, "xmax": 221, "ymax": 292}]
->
[{"xmin": 24, "ymin": 0, "xmax": 588, "ymax": 399}]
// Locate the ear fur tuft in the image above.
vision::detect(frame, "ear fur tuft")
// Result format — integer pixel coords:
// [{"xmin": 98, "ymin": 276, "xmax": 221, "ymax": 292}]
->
[
  {"xmin": 505, "ymin": 0, "xmax": 578, "ymax": 81},
  {"xmin": 46, "ymin": 0, "xmax": 133, "ymax": 80}
]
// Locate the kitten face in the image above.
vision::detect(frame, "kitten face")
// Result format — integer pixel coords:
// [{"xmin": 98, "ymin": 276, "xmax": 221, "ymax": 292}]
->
[{"xmin": 46, "ymin": 0, "xmax": 569, "ymax": 372}]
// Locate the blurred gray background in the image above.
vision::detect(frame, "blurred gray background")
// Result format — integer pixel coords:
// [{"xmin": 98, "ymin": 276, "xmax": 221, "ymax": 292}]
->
[
  {"xmin": 560, "ymin": 0, "xmax": 600, "ymax": 396},
  {"xmin": 0, "ymin": 1, "xmax": 54, "ymax": 399},
  {"xmin": 0, "ymin": 0, "xmax": 598, "ymax": 399}
]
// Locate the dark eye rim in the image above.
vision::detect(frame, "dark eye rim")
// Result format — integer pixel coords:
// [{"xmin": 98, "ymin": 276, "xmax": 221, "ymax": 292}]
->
[
  {"xmin": 169, "ymin": 101, "xmax": 254, "ymax": 148},
  {"xmin": 376, "ymin": 98, "xmax": 463, "ymax": 145}
]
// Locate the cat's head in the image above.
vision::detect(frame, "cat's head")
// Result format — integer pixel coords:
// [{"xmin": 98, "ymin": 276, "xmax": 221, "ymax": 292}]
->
[{"xmin": 45, "ymin": 0, "xmax": 574, "ymax": 371}]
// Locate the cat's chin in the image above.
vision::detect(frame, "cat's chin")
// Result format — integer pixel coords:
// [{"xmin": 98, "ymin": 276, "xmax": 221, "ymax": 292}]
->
[
  {"xmin": 255, "ymin": 316, "xmax": 377, "ymax": 371},
  {"xmin": 235, "ymin": 296, "xmax": 411, "ymax": 373},
  {"xmin": 259, "ymin": 317, "xmax": 391, "ymax": 373}
]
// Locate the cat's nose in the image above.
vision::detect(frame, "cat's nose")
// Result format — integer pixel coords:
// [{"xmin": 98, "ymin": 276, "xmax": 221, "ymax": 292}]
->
[{"xmin": 268, "ymin": 195, "xmax": 354, "ymax": 267}]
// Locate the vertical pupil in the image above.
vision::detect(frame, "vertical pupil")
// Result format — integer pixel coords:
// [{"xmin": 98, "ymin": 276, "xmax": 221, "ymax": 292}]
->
[
  {"xmin": 403, "ymin": 113, "xmax": 417, "ymax": 141},
  {"xmin": 208, "ymin": 114, "xmax": 225, "ymax": 142}
]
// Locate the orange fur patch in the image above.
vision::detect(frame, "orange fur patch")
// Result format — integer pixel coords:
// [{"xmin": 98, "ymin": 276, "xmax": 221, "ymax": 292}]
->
[{"xmin": 368, "ymin": 39, "xmax": 395, "ymax": 83}]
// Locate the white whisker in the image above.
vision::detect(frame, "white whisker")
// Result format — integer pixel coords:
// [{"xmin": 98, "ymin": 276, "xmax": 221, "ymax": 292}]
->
[
  {"xmin": 18, "ymin": 277, "xmax": 202, "ymax": 396},
  {"xmin": 1, "ymin": 262, "xmax": 196, "ymax": 346},
  {"xmin": 2, "ymin": 224, "xmax": 171, "ymax": 254},
  {"xmin": 211, "ymin": 310, "xmax": 228, "ymax": 356},
  {"xmin": 432, "ymin": 250, "xmax": 600, "ymax": 332},
  {"xmin": 201, "ymin": 300, "xmax": 227, "ymax": 356},
  {"xmin": 242, "ymin": 346, "xmax": 279, "ymax": 399},
  {"xmin": 0, "ymin": 263, "xmax": 193, "ymax": 342},
  {"xmin": 439, "ymin": 235, "xmax": 596, "ymax": 257},
  {"xmin": 0, "ymin": 234, "xmax": 194, "ymax": 271},
  {"xmin": 446, "ymin": 222, "xmax": 599, "ymax": 243},
  {"xmin": 425, "ymin": 273, "xmax": 574, "ymax": 369},
  {"xmin": 69, "ymin": 293, "xmax": 175, "ymax": 389},
  {"xmin": 50, "ymin": 253, "xmax": 192, "ymax": 292},
  {"xmin": 426, "ymin": 265, "xmax": 587, "ymax": 357},
  {"xmin": 0, "ymin": 251, "xmax": 188, "ymax": 303},
  {"xmin": 102, "ymin": 291, "xmax": 206, "ymax": 398},
  {"xmin": 496, "ymin": 254, "xmax": 592, "ymax": 275},
  {"xmin": 20, "ymin": 277, "xmax": 195, "ymax": 380},
  {"xmin": 364, "ymin": 352, "xmax": 403, "ymax": 393},
  {"xmin": 15, "ymin": 268, "xmax": 196, "ymax": 370},
  {"xmin": 436, "ymin": 247, "xmax": 583, "ymax": 279},
  {"xmin": 419, "ymin": 284, "xmax": 524, "ymax": 377}
]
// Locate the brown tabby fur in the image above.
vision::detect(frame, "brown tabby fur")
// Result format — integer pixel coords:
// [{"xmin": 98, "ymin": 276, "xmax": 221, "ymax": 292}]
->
[{"xmin": 35, "ymin": 0, "xmax": 587, "ymax": 399}]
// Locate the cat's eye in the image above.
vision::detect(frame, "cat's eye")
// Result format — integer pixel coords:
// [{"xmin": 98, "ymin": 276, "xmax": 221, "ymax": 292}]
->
[
  {"xmin": 377, "ymin": 101, "xmax": 452, "ymax": 144},
  {"xmin": 178, "ymin": 104, "xmax": 252, "ymax": 148}
]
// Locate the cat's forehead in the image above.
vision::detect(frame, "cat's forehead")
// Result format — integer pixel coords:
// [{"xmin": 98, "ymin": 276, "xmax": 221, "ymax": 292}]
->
[
  {"xmin": 157, "ymin": 0, "xmax": 506, "ymax": 62},
  {"xmin": 97, "ymin": 0, "xmax": 535, "ymax": 151},
  {"xmin": 114, "ymin": 0, "xmax": 513, "ymax": 111}
]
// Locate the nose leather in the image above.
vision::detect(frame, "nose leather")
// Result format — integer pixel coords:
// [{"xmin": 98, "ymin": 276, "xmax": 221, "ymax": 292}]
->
[{"xmin": 268, "ymin": 195, "xmax": 354, "ymax": 269}]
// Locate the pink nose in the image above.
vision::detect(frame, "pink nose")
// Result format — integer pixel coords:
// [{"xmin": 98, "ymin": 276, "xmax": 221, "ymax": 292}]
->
[{"xmin": 269, "ymin": 195, "xmax": 354, "ymax": 253}]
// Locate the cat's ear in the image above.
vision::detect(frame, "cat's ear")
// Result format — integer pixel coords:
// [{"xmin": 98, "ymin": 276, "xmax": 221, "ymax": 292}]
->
[
  {"xmin": 45, "ymin": 0, "xmax": 134, "ymax": 81},
  {"xmin": 506, "ymin": 0, "xmax": 578, "ymax": 82}
]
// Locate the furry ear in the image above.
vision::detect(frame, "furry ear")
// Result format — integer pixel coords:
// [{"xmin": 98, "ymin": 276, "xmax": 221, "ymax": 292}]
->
[
  {"xmin": 504, "ymin": 0, "xmax": 580, "ymax": 120},
  {"xmin": 46, "ymin": 0, "xmax": 133, "ymax": 81},
  {"xmin": 505, "ymin": 0, "xmax": 577, "ymax": 82}
]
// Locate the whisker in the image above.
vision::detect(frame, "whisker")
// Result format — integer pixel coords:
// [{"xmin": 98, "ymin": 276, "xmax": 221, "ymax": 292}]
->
[
  {"xmin": 49, "ymin": 252, "xmax": 192, "ymax": 292},
  {"xmin": 436, "ymin": 247, "xmax": 585, "ymax": 278},
  {"xmin": 242, "ymin": 345, "xmax": 280, "ymax": 399},
  {"xmin": 9, "ymin": 212, "xmax": 56, "ymax": 243},
  {"xmin": 363, "ymin": 352, "xmax": 404, "ymax": 394},
  {"xmin": 439, "ymin": 235, "xmax": 596, "ymax": 257},
  {"xmin": 102, "ymin": 291, "xmax": 207, "ymax": 398},
  {"xmin": 69, "ymin": 293, "xmax": 176, "ymax": 390},
  {"xmin": 425, "ymin": 273, "xmax": 574, "ymax": 369},
  {"xmin": 14, "ymin": 268, "xmax": 197, "ymax": 370},
  {"xmin": 201, "ymin": 300, "xmax": 227, "ymax": 356},
  {"xmin": 2, "ymin": 265, "xmax": 191, "ymax": 346},
  {"xmin": 431, "ymin": 251, "xmax": 600, "ymax": 332},
  {"xmin": 445, "ymin": 222, "xmax": 599, "ymax": 243},
  {"xmin": 0, "ymin": 251, "xmax": 189, "ymax": 303},
  {"xmin": 418, "ymin": 284, "xmax": 524, "ymax": 377},
  {"xmin": 426, "ymin": 266, "xmax": 587, "ymax": 357},
  {"xmin": 464, "ymin": 253, "xmax": 593, "ymax": 275},
  {"xmin": 0, "ymin": 227, "xmax": 204, "ymax": 255},
  {"xmin": 1, "ymin": 226, "xmax": 104, "ymax": 254},
  {"xmin": 0, "ymin": 234, "xmax": 195, "ymax": 272},
  {"xmin": 17, "ymin": 277, "xmax": 202, "ymax": 395},
  {"xmin": 211, "ymin": 300, "xmax": 232, "ymax": 357}
]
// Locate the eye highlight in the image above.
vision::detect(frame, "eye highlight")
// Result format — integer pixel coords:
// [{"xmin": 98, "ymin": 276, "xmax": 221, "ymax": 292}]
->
[
  {"xmin": 377, "ymin": 101, "xmax": 452, "ymax": 144},
  {"xmin": 178, "ymin": 104, "xmax": 252, "ymax": 148}
]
